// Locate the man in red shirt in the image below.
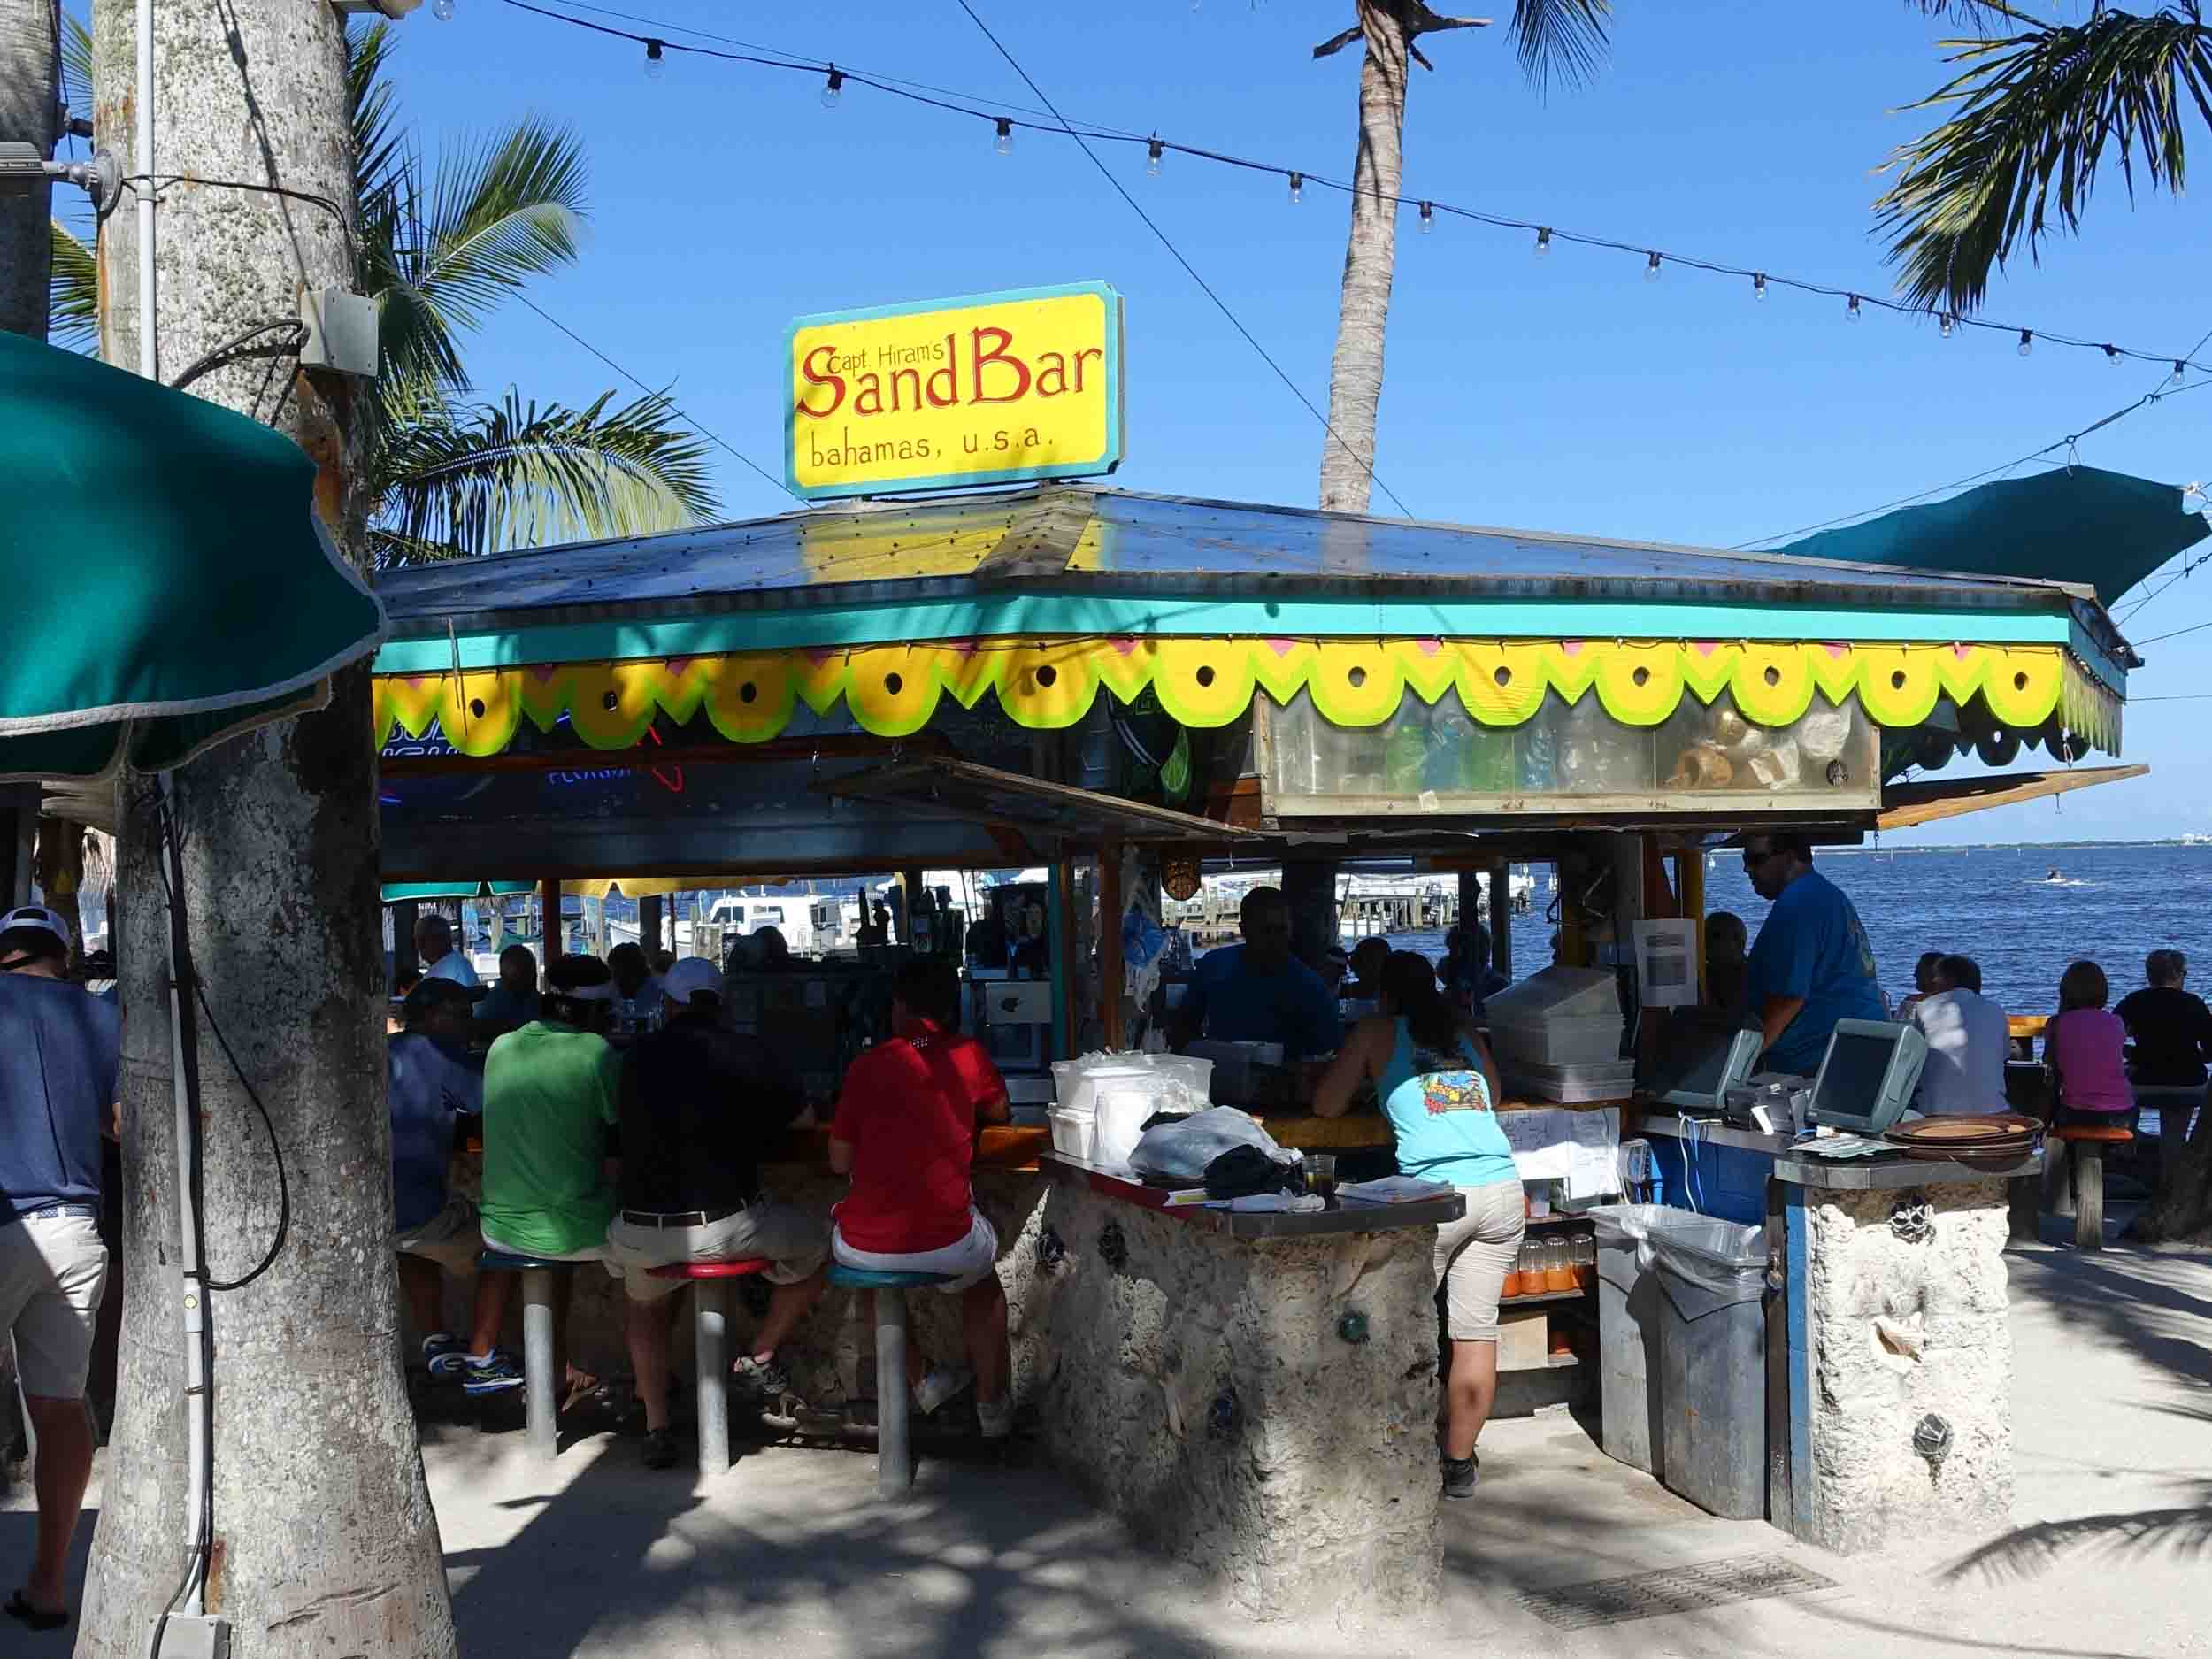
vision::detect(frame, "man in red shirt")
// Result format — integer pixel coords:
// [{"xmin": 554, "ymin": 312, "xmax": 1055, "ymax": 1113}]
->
[{"xmin": 830, "ymin": 958, "xmax": 1013, "ymax": 1437}]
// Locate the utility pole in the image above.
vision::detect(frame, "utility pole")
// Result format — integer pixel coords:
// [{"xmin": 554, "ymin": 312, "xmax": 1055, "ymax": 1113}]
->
[
  {"xmin": 0, "ymin": 0, "xmax": 58, "ymax": 340},
  {"xmin": 78, "ymin": 4, "xmax": 457, "ymax": 1656}
]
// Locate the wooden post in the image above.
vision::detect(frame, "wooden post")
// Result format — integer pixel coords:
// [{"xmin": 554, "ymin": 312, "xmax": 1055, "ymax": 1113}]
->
[
  {"xmin": 540, "ymin": 878, "xmax": 562, "ymax": 967},
  {"xmin": 1488, "ymin": 861, "xmax": 1513, "ymax": 979},
  {"xmin": 1677, "ymin": 849, "xmax": 1707, "ymax": 1003},
  {"xmin": 897, "ymin": 867, "xmax": 923, "ymax": 947},
  {"xmin": 1100, "ymin": 843, "xmax": 1126, "ymax": 1051},
  {"xmin": 641, "ymin": 894, "xmax": 664, "ymax": 959},
  {"xmin": 393, "ymin": 901, "xmax": 420, "ymax": 984}
]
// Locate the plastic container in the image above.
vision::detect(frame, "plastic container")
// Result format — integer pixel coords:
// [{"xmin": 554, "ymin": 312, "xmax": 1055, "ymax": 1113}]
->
[
  {"xmin": 1490, "ymin": 1016, "xmax": 1628, "ymax": 1068},
  {"xmin": 1050, "ymin": 1059, "xmax": 1156, "ymax": 1117},
  {"xmin": 1651, "ymin": 1214, "xmax": 1769, "ymax": 1519},
  {"xmin": 1146, "ymin": 1053, "xmax": 1215, "ymax": 1112},
  {"xmin": 1542, "ymin": 1238, "xmax": 1577, "ymax": 1294},
  {"xmin": 1092, "ymin": 1073, "xmax": 1172, "ymax": 1169},
  {"xmin": 1048, "ymin": 1108, "xmax": 1095, "ymax": 1160}
]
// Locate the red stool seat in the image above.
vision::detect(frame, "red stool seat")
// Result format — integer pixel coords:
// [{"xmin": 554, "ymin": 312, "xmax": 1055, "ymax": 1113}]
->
[
  {"xmin": 649, "ymin": 1258, "xmax": 772, "ymax": 1279},
  {"xmin": 2052, "ymin": 1125, "xmax": 2133, "ymax": 1144}
]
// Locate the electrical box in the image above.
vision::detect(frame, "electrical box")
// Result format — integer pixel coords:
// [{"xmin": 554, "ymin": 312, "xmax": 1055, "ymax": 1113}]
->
[
  {"xmin": 152, "ymin": 1612, "xmax": 230, "ymax": 1659},
  {"xmin": 298, "ymin": 288, "xmax": 379, "ymax": 380}
]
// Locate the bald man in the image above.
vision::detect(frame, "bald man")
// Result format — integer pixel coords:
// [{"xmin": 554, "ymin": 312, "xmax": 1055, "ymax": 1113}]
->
[{"xmin": 1170, "ymin": 886, "xmax": 1343, "ymax": 1064}]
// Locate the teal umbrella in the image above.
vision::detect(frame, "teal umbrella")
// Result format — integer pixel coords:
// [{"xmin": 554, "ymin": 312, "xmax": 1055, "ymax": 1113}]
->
[
  {"xmin": 380, "ymin": 880, "xmax": 534, "ymax": 902},
  {"xmin": 0, "ymin": 333, "xmax": 387, "ymax": 782}
]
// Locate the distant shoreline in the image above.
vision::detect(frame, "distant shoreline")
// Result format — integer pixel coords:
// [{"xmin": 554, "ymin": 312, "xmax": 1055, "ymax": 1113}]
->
[{"xmin": 1835, "ymin": 839, "xmax": 2208, "ymax": 854}]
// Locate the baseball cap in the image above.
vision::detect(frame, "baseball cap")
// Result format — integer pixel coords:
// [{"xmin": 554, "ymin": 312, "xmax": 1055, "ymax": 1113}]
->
[
  {"xmin": 661, "ymin": 957, "xmax": 723, "ymax": 1008},
  {"xmin": 0, "ymin": 904, "xmax": 72, "ymax": 953}
]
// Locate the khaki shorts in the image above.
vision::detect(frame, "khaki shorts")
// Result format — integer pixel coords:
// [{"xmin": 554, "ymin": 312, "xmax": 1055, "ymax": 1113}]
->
[
  {"xmin": 1, "ymin": 1211, "xmax": 110, "ymax": 1400},
  {"xmin": 1434, "ymin": 1179, "xmax": 1526, "ymax": 1343},
  {"xmin": 396, "ymin": 1195, "xmax": 482, "ymax": 1275},
  {"xmin": 608, "ymin": 1201, "xmax": 829, "ymax": 1302}
]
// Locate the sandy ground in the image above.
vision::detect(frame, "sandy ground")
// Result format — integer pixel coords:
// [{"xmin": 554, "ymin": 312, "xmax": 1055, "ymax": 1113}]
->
[{"xmin": 9, "ymin": 1218, "xmax": 2208, "ymax": 1656}]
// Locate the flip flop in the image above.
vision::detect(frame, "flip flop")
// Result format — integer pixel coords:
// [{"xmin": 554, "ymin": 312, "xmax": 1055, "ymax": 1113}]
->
[{"xmin": 4, "ymin": 1590, "xmax": 67, "ymax": 1632}]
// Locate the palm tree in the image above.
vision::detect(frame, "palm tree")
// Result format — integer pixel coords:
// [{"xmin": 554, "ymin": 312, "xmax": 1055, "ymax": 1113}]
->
[
  {"xmin": 1311, "ymin": 1, "xmax": 1614, "ymax": 513},
  {"xmin": 50, "ymin": 18, "xmax": 715, "ymax": 564},
  {"xmin": 1877, "ymin": 3, "xmax": 2212, "ymax": 314}
]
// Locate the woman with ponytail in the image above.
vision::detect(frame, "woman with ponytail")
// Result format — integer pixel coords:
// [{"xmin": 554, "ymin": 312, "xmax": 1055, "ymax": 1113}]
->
[{"xmin": 1315, "ymin": 951, "xmax": 1525, "ymax": 1500}]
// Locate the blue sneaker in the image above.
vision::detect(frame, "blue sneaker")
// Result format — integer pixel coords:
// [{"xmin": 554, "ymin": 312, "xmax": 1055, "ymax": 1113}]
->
[
  {"xmin": 462, "ymin": 1349, "xmax": 526, "ymax": 1396},
  {"xmin": 422, "ymin": 1334, "xmax": 468, "ymax": 1379}
]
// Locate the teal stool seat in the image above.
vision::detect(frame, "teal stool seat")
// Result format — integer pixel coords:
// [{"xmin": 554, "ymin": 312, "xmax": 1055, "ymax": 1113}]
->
[
  {"xmin": 830, "ymin": 1264, "xmax": 956, "ymax": 1495},
  {"xmin": 826, "ymin": 1266, "xmax": 954, "ymax": 1291},
  {"xmin": 476, "ymin": 1248, "xmax": 569, "ymax": 1459}
]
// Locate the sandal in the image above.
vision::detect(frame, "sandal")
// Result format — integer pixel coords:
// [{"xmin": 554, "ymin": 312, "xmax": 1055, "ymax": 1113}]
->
[{"xmin": 4, "ymin": 1590, "xmax": 66, "ymax": 1632}]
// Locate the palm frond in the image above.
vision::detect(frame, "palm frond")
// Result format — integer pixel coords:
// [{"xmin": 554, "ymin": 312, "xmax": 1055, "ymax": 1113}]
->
[
  {"xmin": 373, "ymin": 388, "xmax": 717, "ymax": 564},
  {"xmin": 1876, "ymin": 5, "xmax": 2212, "ymax": 313},
  {"xmin": 416, "ymin": 120, "xmax": 587, "ymax": 335},
  {"xmin": 348, "ymin": 20, "xmax": 407, "ymax": 228},
  {"xmin": 1943, "ymin": 1504, "xmax": 2212, "ymax": 1583},
  {"xmin": 60, "ymin": 13, "xmax": 95, "ymax": 123},
  {"xmin": 1509, "ymin": 0, "xmax": 1614, "ymax": 91},
  {"xmin": 49, "ymin": 220, "xmax": 97, "ymax": 352}
]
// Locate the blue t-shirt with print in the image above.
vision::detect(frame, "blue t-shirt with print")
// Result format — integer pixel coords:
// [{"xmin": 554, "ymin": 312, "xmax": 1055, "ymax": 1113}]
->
[
  {"xmin": 1744, "ymin": 867, "xmax": 1885, "ymax": 1076},
  {"xmin": 1182, "ymin": 944, "xmax": 1344, "ymax": 1062},
  {"xmin": 0, "ymin": 975, "xmax": 120, "ymax": 1217},
  {"xmin": 388, "ymin": 1032, "xmax": 483, "ymax": 1233}
]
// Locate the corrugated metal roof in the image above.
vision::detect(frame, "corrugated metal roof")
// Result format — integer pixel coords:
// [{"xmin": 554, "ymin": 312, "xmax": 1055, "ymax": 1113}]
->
[{"xmin": 375, "ymin": 484, "xmax": 2113, "ymax": 639}]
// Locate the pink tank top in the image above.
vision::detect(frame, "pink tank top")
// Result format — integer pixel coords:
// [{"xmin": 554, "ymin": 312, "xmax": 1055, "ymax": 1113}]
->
[{"xmin": 2047, "ymin": 1008, "xmax": 2133, "ymax": 1113}]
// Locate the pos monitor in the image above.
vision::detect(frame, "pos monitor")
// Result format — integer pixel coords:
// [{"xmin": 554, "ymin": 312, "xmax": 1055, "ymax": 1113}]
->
[
  {"xmin": 1641, "ymin": 1010, "xmax": 1765, "ymax": 1113},
  {"xmin": 1807, "ymin": 1019, "xmax": 1929, "ymax": 1134}
]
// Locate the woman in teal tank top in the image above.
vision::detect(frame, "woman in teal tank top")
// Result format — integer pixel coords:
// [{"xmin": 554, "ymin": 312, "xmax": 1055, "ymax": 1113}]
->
[{"xmin": 1316, "ymin": 952, "xmax": 1528, "ymax": 1501}]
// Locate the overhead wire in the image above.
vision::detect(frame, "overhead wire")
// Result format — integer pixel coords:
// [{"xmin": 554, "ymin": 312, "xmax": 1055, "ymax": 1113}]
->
[{"xmin": 495, "ymin": 0, "xmax": 2212, "ymax": 378}]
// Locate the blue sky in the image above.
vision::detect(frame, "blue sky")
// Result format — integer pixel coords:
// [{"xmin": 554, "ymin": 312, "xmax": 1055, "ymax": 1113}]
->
[{"xmin": 378, "ymin": 4, "xmax": 2208, "ymax": 838}]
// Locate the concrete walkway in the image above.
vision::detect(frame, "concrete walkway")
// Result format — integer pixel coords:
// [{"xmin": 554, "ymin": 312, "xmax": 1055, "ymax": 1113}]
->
[{"xmin": 10, "ymin": 1233, "xmax": 2208, "ymax": 1655}]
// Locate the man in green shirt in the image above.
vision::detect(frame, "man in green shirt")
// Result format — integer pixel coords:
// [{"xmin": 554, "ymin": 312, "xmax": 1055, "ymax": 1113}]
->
[{"xmin": 480, "ymin": 954, "xmax": 625, "ymax": 1402}]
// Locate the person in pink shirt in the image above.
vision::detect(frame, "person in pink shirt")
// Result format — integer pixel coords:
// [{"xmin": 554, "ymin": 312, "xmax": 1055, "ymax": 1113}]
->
[{"xmin": 2043, "ymin": 960, "xmax": 2138, "ymax": 1128}]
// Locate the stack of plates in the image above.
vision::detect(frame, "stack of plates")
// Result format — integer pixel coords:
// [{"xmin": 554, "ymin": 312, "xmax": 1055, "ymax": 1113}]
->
[{"xmin": 1883, "ymin": 1113, "xmax": 2042, "ymax": 1165}]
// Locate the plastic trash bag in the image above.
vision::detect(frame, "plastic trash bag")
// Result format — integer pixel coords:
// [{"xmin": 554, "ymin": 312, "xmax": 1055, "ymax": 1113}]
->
[{"xmin": 1128, "ymin": 1106, "xmax": 1297, "ymax": 1187}]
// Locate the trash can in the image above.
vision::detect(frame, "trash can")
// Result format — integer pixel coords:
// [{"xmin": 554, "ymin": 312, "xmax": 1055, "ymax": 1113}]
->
[
  {"xmin": 1649, "ymin": 1214, "xmax": 1769, "ymax": 1519},
  {"xmin": 1588, "ymin": 1204, "xmax": 1671, "ymax": 1477}
]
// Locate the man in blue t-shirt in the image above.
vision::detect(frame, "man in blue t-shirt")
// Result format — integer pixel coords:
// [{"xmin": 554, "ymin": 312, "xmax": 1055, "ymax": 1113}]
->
[
  {"xmin": 1740, "ymin": 833, "xmax": 1885, "ymax": 1077},
  {"xmin": 388, "ymin": 979, "xmax": 523, "ymax": 1397},
  {"xmin": 1170, "ymin": 887, "xmax": 1344, "ymax": 1064},
  {"xmin": 0, "ymin": 904, "xmax": 118, "ymax": 1630}
]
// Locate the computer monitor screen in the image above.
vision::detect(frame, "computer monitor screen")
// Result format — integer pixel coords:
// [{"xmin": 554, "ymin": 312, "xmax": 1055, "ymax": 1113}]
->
[
  {"xmin": 1642, "ymin": 1012, "xmax": 1763, "ymax": 1111},
  {"xmin": 1809, "ymin": 1019, "xmax": 1929, "ymax": 1134}
]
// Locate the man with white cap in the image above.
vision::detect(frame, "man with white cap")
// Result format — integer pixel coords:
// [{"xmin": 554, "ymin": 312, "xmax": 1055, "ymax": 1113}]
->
[
  {"xmin": 607, "ymin": 957, "xmax": 826, "ymax": 1468},
  {"xmin": 480, "ymin": 954, "xmax": 626, "ymax": 1408},
  {"xmin": 0, "ymin": 904, "xmax": 118, "ymax": 1631}
]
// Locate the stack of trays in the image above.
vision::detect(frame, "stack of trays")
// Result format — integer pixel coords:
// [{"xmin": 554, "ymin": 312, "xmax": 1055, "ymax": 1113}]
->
[{"xmin": 1883, "ymin": 1113, "xmax": 2043, "ymax": 1166}]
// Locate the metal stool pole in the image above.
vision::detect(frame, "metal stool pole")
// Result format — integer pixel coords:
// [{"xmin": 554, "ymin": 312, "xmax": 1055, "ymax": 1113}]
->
[
  {"xmin": 521, "ymin": 1265, "xmax": 558, "ymax": 1461},
  {"xmin": 695, "ymin": 1279, "xmax": 733, "ymax": 1476},
  {"xmin": 875, "ymin": 1289, "xmax": 910, "ymax": 1496}
]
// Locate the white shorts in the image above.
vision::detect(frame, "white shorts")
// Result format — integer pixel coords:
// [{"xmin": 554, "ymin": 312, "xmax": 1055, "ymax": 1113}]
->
[
  {"xmin": 608, "ymin": 1201, "xmax": 829, "ymax": 1302},
  {"xmin": 831, "ymin": 1209, "xmax": 1000, "ymax": 1294},
  {"xmin": 1, "ymin": 1211, "xmax": 109, "ymax": 1400}
]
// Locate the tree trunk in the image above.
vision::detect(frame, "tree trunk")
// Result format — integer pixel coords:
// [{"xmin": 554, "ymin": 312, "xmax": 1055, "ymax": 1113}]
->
[
  {"xmin": 0, "ymin": 0, "xmax": 57, "ymax": 339},
  {"xmin": 1317, "ymin": 2, "xmax": 1409, "ymax": 515},
  {"xmin": 79, "ymin": 4, "xmax": 458, "ymax": 1656}
]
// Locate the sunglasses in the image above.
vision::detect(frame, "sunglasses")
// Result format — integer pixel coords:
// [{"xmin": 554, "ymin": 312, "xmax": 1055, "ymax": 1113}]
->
[{"xmin": 1741, "ymin": 847, "xmax": 1778, "ymax": 869}]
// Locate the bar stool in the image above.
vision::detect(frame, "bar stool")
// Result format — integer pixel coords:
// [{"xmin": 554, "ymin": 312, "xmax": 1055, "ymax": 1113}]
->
[
  {"xmin": 2049, "ymin": 1125, "xmax": 2133, "ymax": 1251},
  {"xmin": 825, "ymin": 1264, "xmax": 954, "ymax": 1495},
  {"xmin": 646, "ymin": 1258, "xmax": 771, "ymax": 1476},
  {"xmin": 478, "ymin": 1249, "xmax": 565, "ymax": 1460}
]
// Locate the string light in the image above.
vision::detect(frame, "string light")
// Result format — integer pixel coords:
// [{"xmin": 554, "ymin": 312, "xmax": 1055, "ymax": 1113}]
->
[
  {"xmin": 2104, "ymin": 344, "xmax": 2123, "ymax": 365},
  {"xmin": 1146, "ymin": 135, "xmax": 1163, "ymax": 178},
  {"xmin": 642, "ymin": 37, "xmax": 664, "ymax": 78},
  {"xmin": 2174, "ymin": 360, "xmax": 2189, "ymax": 384},
  {"xmin": 1418, "ymin": 200, "xmax": 1433, "ymax": 234},
  {"xmin": 1846, "ymin": 293, "xmax": 1861, "ymax": 323},
  {"xmin": 495, "ymin": 0, "xmax": 2212, "ymax": 380},
  {"xmin": 820, "ymin": 64, "xmax": 844, "ymax": 108},
  {"xmin": 432, "ymin": 0, "xmax": 455, "ymax": 18},
  {"xmin": 2017, "ymin": 328, "xmax": 2033, "ymax": 358},
  {"xmin": 1753, "ymin": 273, "xmax": 1767, "ymax": 303}
]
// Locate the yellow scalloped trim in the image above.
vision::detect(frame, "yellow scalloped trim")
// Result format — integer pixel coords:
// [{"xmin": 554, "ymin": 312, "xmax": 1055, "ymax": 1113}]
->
[{"xmin": 373, "ymin": 638, "xmax": 2118, "ymax": 757}]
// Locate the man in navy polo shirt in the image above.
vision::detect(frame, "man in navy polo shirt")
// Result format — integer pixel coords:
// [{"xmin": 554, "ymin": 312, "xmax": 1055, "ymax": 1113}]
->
[
  {"xmin": 0, "ymin": 904, "xmax": 118, "ymax": 1632},
  {"xmin": 1169, "ymin": 886, "xmax": 1343, "ymax": 1064}
]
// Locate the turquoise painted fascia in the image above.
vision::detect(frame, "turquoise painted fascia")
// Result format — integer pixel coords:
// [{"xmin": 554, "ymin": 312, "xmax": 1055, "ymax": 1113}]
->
[
  {"xmin": 2068, "ymin": 620, "xmax": 2130, "ymax": 695},
  {"xmin": 375, "ymin": 593, "xmax": 2110, "ymax": 683},
  {"xmin": 781, "ymin": 282, "xmax": 1125, "ymax": 502}
]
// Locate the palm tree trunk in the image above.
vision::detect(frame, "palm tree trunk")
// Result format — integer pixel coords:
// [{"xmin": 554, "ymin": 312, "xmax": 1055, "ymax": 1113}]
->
[
  {"xmin": 80, "ymin": 2, "xmax": 457, "ymax": 1655},
  {"xmin": 0, "ymin": 0, "xmax": 57, "ymax": 340},
  {"xmin": 1317, "ymin": 3, "xmax": 1410, "ymax": 515}
]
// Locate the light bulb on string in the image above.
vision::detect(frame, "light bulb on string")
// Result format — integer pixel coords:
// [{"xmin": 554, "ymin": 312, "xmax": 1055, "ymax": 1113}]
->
[
  {"xmin": 995, "ymin": 117, "xmax": 1013, "ymax": 156},
  {"xmin": 1418, "ymin": 201, "xmax": 1433, "ymax": 234},
  {"xmin": 1146, "ymin": 136, "xmax": 1164, "ymax": 178},
  {"xmin": 1939, "ymin": 311, "xmax": 1955, "ymax": 340},
  {"xmin": 1644, "ymin": 250, "xmax": 1662, "ymax": 282},
  {"xmin": 643, "ymin": 39, "xmax": 664, "ymax": 80},
  {"xmin": 1752, "ymin": 273, "xmax": 1767, "ymax": 303},
  {"xmin": 2104, "ymin": 344, "xmax": 2123, "ymax": 365},
  {"xmin": 1534, "ymin": 227, "xmax": 1551, "ymax": 257},
  {"xmin": 431, "ymin": 0, "xmax": 455, "ymax": 18},
  {"xmin": 1846, "ymin": 294, "xmax": 1862, "ymax": 323},
  {"xmin": 820, "ymin": 65, "xmax": 844, "ymax": 109},
  {"xmin": 1288, "ymin": 172, "xmax": 1303, "ymax": 205},
  {"xmin": 2017, "ymin": 328, "xmax": 2033, "ymax": 358},
  {"xmin": 2174, "ymin": 360, "xmax": 2189, "ymax": 385}
]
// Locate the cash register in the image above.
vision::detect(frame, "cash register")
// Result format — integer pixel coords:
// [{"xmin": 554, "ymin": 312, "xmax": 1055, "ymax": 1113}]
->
[
  {"xmin": 1639, "ymin": 1008, "xmax": 1764, "ymax": 1113},
  {"xmin": 1720, "ymin": 1018, "xmax": 1930, "ymax": 1136}
]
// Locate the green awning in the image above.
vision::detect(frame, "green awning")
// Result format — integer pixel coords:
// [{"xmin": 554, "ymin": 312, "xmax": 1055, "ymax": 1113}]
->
[
  {"xmin": 1776, "ymin": 465, "xmax": 2207, "ymax": 609},
  {"xmin": 379, "ymin": 880, "xmax": 535, "ymax": 902},
  {"xmin": 0, "ymin": 333, "xmax": 388, "ymax": 782}
]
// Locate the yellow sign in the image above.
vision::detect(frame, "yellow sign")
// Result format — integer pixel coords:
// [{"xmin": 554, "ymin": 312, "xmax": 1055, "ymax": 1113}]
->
[{"xmin": 784, "ymin": 283, "xmax": 1125, "ymax": 500}]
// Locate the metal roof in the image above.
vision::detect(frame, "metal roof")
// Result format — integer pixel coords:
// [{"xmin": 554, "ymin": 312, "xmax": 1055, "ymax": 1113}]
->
[{"xmin": 375, "ymin": 484, "xmax": 2119, "ymax": 645}]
